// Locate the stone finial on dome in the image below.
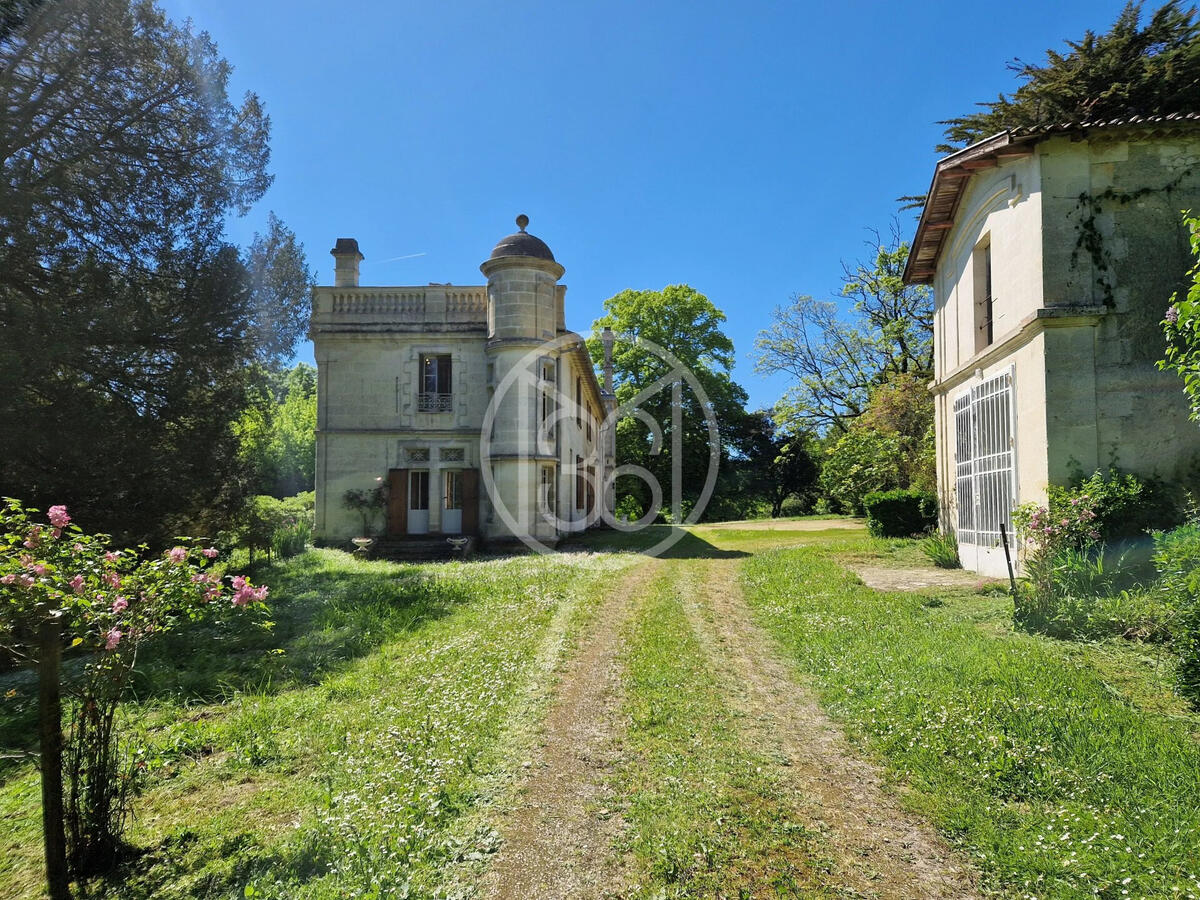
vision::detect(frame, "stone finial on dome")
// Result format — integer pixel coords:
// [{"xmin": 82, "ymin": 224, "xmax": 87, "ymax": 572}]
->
[{"xmin": 489, "ymin": 215, "xmax": 555, "ymax": 262}]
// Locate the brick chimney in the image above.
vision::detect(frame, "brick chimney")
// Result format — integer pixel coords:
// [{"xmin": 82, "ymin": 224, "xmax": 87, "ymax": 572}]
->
[{"xmin": 330, "ymin": 238, "xmax": 364, "ymax": 287}]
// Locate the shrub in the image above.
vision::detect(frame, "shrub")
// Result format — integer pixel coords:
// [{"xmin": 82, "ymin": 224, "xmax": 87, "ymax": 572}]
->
[
  {"xmin": 272, "ymin": 521, "xmax": 309, "ymax": 559},
  {"xmin": 1053, "ymin": 468, "xmax": 1179, "ymax": 541},
  {"xmin": 241, "ymin": 495, "xmax": 290, "ymax": 563},
  {"xmin": 0, "ymin": 499, "xmax": 266, "ymax": 886},
  {"xmin": 280, "ymin": 490, "xmax": 315, "ymax": 530},
  {"xmin": 778, "ymin": 496, "xmax": 812, "ymax": 518},
  {"xmin": 614, "ymin": 494, "xmax": 643, "ymax": 524},
  {"xmin": 862, "ymin": 489, "xmax": 938, "ymax": 537},
  {"xmin": 920, "ymin": 530, "xmax": 961, "ymax": 568},
  {"xmin": 819, "ymin": 429, "xmax": 902, "ymax": 515},
  {"xmin": 1012, "ymin": 492, "xmax": 1101, "ymax": 634},
  {"xmin": 1153, "ymin": 523, "xmax": 1200, "ymax": 701}
]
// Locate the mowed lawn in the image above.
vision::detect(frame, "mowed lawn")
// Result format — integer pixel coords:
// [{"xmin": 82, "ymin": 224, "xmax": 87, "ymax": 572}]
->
[{"xmin": 1, "ymin": 521, "xmax": 1199, "ymax": 899}]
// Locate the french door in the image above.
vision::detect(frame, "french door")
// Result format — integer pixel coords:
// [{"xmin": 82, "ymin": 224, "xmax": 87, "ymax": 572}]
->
[{"xmin": 408, "ymin": 470, "xmax": 430, "ymax": 534}]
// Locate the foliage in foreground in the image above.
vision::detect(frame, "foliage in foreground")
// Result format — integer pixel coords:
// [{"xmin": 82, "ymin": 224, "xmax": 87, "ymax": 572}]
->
[
  {"xmin": 743, "ymin": 543, "xmax": 1200, "ymax": 899},
  {"xmin": 1163, "ymin": 213, "xmax": 1200, "ymax": 424},
  {"xmin": 1, "ymin": 498, "xmax": 266, "ymax": 895},
  {"xmin": 1153, "ymin": 523, "xmax": 1200, "ymax": 700}
]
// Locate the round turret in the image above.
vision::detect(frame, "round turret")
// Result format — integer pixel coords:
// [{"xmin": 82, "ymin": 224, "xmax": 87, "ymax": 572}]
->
[{"xmin": 481, "ymin": 214, "xmax": 564, "ymax": 342}]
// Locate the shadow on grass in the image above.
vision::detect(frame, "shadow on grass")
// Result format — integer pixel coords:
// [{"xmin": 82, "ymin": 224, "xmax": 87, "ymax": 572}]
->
[
  {"xmin": 129, "ymin": 553, "xmax": 472, "ymax": 702},
  {"xmin": 0, "ymin": 551, "xmax": 473, "ymax": 772},
  {"xmin": 561, "ymin": 525, "xmax": 748, "ymax": 559}
]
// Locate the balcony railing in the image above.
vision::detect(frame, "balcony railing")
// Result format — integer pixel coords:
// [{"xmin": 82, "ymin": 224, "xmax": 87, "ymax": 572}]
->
[{"xmin": 418, "ymin": 392, "xmax": 453, "ymax": 413}]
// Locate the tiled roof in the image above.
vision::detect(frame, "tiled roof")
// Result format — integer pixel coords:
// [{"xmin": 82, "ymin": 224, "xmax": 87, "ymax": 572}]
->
[
  {"xmin": 903, "ymin": 114, "xmax": 1200, "ymax": 285},
  {"xmin": 1010, "ymin": 111, "xmax": 1200, "ymax": 135}
]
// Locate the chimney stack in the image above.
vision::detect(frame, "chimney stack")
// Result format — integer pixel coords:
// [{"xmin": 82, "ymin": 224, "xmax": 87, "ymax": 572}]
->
[{"xmin": 330, "ymin": 238, "xmax": 364, "ymax": 287}]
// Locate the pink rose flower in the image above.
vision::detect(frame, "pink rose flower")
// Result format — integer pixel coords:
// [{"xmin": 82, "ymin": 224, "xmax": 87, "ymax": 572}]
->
[
  {"xmin": 202, "ymin": 548, "xmax": 219, "ymax": 559},
  {"xmin": 1166, "ymin": 305, "xmax": 1180, "ymax": 324},
  {"xmin": 111, "ymin": 597, "xmax": 128, "ymax": 613},
  {"xmin": 73, "ymin": 543, "xmax": 85, "ymax": 554},
  {"xmin": 231, "ymin": 579, "xmax": 268, "ymax": 606},
  {"xmin": 103, "ymin": 571, "xmax": 121, "ymax": 589},
  {"xmin": 47, "ymin": 505, "xmax": 70, "ymax": 528},
  {"xmin": 104, "ymin": 551, "xmax": 120, "ymax": 563},
  {"xmin": 31, "ymin": 564, "xmax": 47, "ymax": 577},
  {"xmin": 167, "ymin": 547, "xmax": 187, "ymax": 564},
  {"xmin": 0, "ymin": 574, "xmax": 16, "ymax": 586},
  {"xmin": 105, "ymin": 628, "xmax": 122, "ymax": 651},
  {"xmin": 23, "ymin": 527, "xmax": 41, "ymax": 549},
  {"xmin": 70, "ymin": 575, "xmax": 85, "ymax": 594}
]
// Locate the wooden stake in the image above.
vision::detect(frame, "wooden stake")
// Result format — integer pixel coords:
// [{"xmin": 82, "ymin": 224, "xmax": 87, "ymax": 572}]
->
[
  {"xmin": 999, "ymin": 522, "xmax": 1019, "ymax": 599},
  {"xmin": 38, "ymin": 617, "xmax": 70, "ymax": 900}
]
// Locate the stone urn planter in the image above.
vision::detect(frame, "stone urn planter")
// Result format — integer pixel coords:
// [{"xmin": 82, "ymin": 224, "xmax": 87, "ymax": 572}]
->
[{"xmin": 350, "ymin": 537, "xmax": 374, "ymax": 557}]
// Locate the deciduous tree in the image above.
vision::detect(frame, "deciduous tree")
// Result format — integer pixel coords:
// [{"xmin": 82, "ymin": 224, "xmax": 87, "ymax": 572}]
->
[
  {"xmin": 589, "ymin": 285, "xmax": 748, "ymax": 520},
  {"xmin": 755, "ymin": 229, "xmax": 932, "ymax": 434}
]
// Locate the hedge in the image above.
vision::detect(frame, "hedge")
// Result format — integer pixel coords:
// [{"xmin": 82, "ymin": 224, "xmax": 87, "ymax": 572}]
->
[{"xmin": 862, "ymin": 489, "xmax": 938, "ymax": 538}]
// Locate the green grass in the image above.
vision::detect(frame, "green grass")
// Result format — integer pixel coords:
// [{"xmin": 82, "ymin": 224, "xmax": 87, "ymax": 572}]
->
[
  {"xmin": 741, "ymin": 541, "xmax": 1200, "ymax": 900},
  {"xmin": 7, "ymin": 520, "xmax": 1200, "ymax": 899},
  {"xmin": 0, "ymin": 548, "xmax": 624, "ymax": 899},
  {"xmin": 614, "ymin": 561, "xmax": 834, "ymax": 898}
]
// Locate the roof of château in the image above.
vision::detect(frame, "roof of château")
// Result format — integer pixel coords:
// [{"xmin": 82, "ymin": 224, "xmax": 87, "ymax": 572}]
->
[{"xmin": 489, "ymin": 214, "xmax": 556, "ymax": 262}]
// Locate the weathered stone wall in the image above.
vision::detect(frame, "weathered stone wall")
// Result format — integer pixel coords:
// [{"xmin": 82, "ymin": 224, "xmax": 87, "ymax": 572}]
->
[
  {"xmin": 1040, "ymin": 133, "xmax": 1200, "ymax": 486},
  {"xmin": 312, "ymin": 331, "xmax": 489, "ymax": 542},
  {"xmin": 935, "ymin": 153, "xmax": 1044, "ymax": 380}
]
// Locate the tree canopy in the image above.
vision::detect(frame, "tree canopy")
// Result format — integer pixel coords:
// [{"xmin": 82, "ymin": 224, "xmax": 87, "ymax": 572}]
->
[
  {"xmin": 0, "ymin": 0, "xmax": 310, "ymax": 545},
  {"xmin": 588, "ymin": 285, "xmax": 749, "ymax": 520},
  {"xmin": 940, "ymin": 1, "xmax": 1200, "ymax": 153},
  {"xmin": 754, "ymin": 230, "xmax": 933, "ymax": 435}
]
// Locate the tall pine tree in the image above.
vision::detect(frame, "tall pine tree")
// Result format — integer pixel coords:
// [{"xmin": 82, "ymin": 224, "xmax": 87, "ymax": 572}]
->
[{"xmin": 940, "ymin": 2, "xmax": 1200, "ymax": 153}]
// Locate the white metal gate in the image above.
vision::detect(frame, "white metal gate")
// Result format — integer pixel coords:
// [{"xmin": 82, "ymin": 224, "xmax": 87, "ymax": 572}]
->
[{"xmin": 954, "ymin": 369, "xmax": 1015, "ymax": 547}]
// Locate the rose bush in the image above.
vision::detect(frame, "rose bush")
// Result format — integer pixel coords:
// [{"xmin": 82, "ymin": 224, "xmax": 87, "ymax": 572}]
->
[{"xmin": 0, "ymin": 498, "xmax": 267, "ymax": 893}]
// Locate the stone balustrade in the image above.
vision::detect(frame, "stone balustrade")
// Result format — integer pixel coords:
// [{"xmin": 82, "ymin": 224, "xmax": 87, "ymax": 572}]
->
[{"xmin": 310, "ymin": 285, "xmax": 489, "ymax": 332}]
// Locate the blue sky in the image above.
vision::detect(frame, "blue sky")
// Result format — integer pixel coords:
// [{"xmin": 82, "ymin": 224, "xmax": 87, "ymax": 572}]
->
[{"xmin": 160, "ymin": 0, "xmax": 1130, "ymax": 410}]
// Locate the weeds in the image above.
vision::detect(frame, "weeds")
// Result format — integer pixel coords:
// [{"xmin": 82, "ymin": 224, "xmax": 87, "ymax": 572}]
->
[{"xmin": 920, "ymin": 530, "xmax": 961, "ymax": 569}]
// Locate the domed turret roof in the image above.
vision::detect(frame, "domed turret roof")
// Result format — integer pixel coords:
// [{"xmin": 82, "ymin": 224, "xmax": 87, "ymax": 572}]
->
[{"xmin": 489, "ymin": 214, "xmax": 555, "ymax": 261}]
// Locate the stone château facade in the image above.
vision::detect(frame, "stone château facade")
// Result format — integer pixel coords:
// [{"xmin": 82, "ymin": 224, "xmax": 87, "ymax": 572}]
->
[{"xmin": 309, "ymin": 217, "xmax": 615, "ymax": 548}]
